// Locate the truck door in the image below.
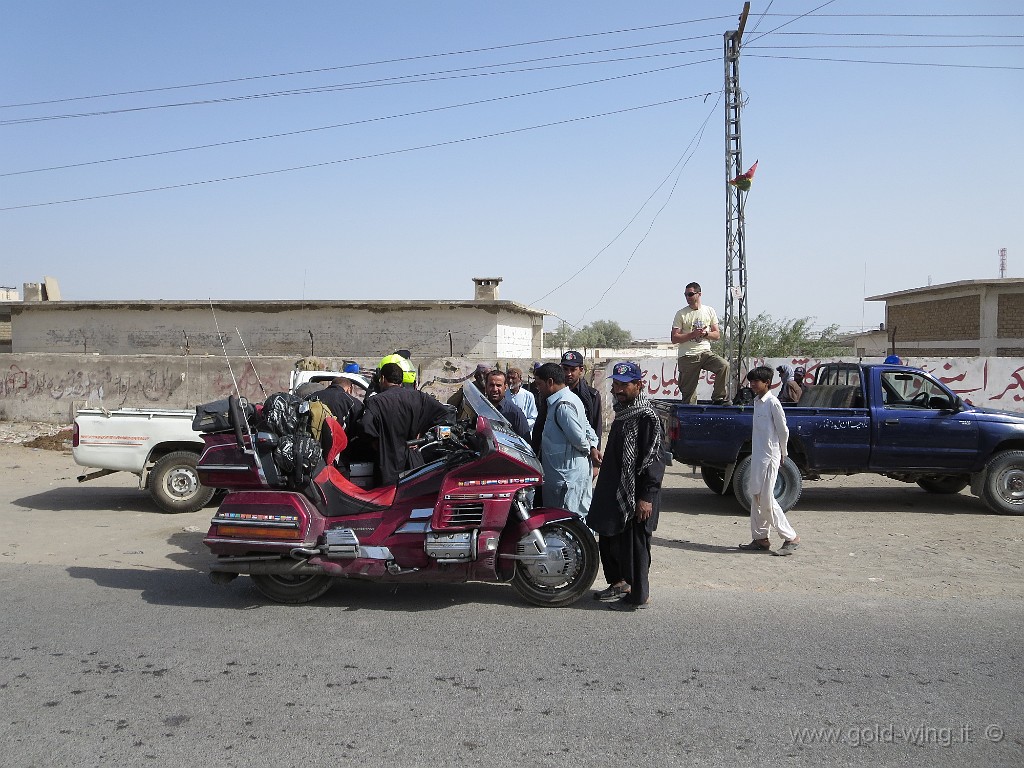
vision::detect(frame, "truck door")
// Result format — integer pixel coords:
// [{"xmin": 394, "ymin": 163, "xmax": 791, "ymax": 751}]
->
[{"xmin": 870, "ymin": 370, "xmax": 978, "ymax": 470}]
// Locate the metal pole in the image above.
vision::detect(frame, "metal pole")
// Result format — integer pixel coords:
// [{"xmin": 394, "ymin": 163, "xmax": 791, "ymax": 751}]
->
[{"xmin": 724, "ymin": 3, "xmax": 750, "ymax": 394}]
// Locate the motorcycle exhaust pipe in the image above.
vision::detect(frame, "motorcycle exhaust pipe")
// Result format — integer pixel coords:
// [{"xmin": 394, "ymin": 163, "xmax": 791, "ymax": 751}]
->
[{"xmin": 210, "ymin": 560, "xmax": 326, "ymax": 576}]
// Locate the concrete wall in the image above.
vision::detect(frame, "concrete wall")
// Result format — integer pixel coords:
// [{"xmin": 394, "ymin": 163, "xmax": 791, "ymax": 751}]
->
[
  {"xmin": 4, "ymin": 352, "xmax": 1023, "ymax": 425},
  {"xmin": 8, "ymin": 301, "xmax": 544, "ymax": 358},
  {"xmin": 0, "ymin": 353, "xmax": 565, "ymax": 423}
]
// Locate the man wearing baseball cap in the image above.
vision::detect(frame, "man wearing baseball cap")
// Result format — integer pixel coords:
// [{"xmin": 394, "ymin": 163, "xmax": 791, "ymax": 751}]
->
[{"xmin": 586, "ymin": 362, "xmax": 665, "ymax": 612}]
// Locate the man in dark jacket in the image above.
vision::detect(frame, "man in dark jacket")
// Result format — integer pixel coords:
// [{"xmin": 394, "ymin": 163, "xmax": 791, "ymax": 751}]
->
[
  {"xmin": 586, "ymin": 361, "xmax": 665, "ymax": 612},
  {"xmin": 358, "ymin": 363, "xmax": 453, "ymax": 486},
  {"xmin": 306, "ymin": 376, "xmax": 362, "ymax": 428}
]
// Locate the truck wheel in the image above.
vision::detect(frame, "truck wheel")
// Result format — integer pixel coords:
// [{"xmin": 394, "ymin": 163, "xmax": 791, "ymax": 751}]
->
[
  {"xmin": 251, "ymin": 574, "xmax": 333, "ymax": 604},
  {"xmin": 917, "ymin": 475, "xmax": 970, "ymax": 494},
  {"xmin": 733, "ymin": 456, "xmax": 802, "ymax": 514},
  {"xmin": 981, "ymin": 451, "xmax": 1024, "ymax": 515},
  {"xmin": 149, "ymin": 451, "xmax": 215, "ymax": 514},
  {"xmin": 700, "ymin": 466, "xmax": 733, "ymax": 495}
]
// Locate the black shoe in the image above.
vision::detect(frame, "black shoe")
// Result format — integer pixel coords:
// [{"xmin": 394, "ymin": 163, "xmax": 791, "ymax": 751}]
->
[
  {"xmin": 738, "ymin": 539, "xmax": 771, "ymax": 552},
  {"xmin": 594, "ymin": 584, "xmax": 631, "ymax": 602},
  {"xmin": 607, "ymin": 598, "xmax": 650, "ymax": 612}
]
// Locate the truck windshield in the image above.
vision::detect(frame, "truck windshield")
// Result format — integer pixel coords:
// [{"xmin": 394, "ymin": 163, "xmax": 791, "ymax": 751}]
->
[{"xmin": 880, "ymin": 371, "xmax": 953, "ymax": 409}]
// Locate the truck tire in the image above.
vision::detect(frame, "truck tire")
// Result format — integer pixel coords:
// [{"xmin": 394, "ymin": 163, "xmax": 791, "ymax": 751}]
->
[
  {"xmin": 981, "ymin": 451, "xmax": 1024, "ymax": 516},
  {"xmin": 917, "ymin": 475, "xmax": 970, "ymax": 494},
  {"xmin": 149, "ymin": 451, "xmax": 215, "ymax": 514},
  {"xmin": 700, "ymin": 466, "xmax": 733, "ymax": 495},
  {"xmin": 733, "ymin": 455, "xmax": 802, "ymax": 515}
]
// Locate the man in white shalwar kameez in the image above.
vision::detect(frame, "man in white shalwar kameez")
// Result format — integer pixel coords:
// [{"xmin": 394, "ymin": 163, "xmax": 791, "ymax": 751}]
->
[{"xmin": 738, "ymin": 366, "xmax": 800, "ymax": 555}]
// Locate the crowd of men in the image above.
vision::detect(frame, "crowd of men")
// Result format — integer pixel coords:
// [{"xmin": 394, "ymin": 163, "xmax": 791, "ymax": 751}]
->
[
  {"xmin": 299, "ymin": 281, "xmax": 801, "ymax": 612},
  {"xmin": 296, "ymin": 348, "xmax": 665, "ymax": 612}
]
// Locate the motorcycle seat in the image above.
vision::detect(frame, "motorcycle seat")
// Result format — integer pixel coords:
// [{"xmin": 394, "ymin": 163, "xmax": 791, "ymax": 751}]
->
[{"xmin": 315, "ymin": 465, "xmax": 397, "ymax": 515}]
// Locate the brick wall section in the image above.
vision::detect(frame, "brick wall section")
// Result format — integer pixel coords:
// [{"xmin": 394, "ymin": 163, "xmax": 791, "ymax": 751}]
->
[
  {"xmin": 888, "ymin": 296, "xmax": 979, "ymax": 341},
  {"xmin": 997, "ymin": 348, "xmax": 1024, "ymax": 356},
  {"xmin": 998, "ymin": 294, "xmax": 1024, "ymax": 337},
  {"xmin": 907, "ymin": 347, "xmax": 981, "ymax": 356}
]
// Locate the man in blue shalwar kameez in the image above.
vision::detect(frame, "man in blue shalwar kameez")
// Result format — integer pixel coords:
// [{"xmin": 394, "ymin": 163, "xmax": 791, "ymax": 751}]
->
[{"xmin": 533, "ymin": 362, "xmax": 600, "ymax": 519}]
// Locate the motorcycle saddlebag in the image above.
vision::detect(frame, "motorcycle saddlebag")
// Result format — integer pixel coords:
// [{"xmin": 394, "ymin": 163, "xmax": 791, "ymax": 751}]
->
[{"xmin": 193, "ymin": 399, "xmax": 233, "ymax": 433}]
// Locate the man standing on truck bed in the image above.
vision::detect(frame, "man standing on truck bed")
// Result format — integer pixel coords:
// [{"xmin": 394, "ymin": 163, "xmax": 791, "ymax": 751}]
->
[{"xmin": 671, "ymin": 282, "xmax": 730, "ymax": 404}]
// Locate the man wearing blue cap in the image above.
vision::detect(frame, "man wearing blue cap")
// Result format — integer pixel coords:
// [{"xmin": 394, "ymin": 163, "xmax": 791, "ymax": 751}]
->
[{"xmin": 587, "ymin": 362, "xmax": 665, "ymax": 612}]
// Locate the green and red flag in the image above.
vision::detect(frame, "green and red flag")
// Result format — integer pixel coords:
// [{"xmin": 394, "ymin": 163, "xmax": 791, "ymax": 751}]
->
[{"xmin": 728, "ymin": 160, "xmax": 758, "ymax": 191}]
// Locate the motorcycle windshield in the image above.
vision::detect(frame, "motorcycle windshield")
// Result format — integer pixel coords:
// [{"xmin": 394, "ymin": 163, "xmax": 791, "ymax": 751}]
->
[{"xmin": 460, "ymin": 382, "xmax": 541, "ymax": 471}]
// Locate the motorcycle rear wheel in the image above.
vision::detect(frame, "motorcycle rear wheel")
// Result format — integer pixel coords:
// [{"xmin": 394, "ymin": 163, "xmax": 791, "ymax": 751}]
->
[
  {"xmin": 251, "ymin": 573, "xmax": 332, "ymax": 604},
  {"xmin": 511, "ymin": 517, "xmax": 598, "ymax": 607}
]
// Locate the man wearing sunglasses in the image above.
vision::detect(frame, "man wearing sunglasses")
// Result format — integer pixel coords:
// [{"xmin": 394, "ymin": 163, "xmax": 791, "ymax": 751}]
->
[{"xmin": 671, "ymin": 282, "xmax": 730, "ymax": 404}]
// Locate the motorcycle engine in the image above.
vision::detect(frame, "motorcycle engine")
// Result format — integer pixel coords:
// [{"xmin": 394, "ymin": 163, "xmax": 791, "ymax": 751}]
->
[{"xmin": 424, "ymin": 531, "xmax": 475, "ymax": 562}]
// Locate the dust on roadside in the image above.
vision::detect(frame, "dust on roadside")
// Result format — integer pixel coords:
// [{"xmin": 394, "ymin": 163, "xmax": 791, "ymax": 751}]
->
[{"xmin": 0, "ymin": 421, "xmax": 73, "ymax": 451}]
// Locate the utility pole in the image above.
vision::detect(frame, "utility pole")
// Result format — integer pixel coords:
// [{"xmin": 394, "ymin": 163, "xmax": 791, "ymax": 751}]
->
[{"xmin": 723, "ymin": 2, "xmax": 750, "ymax": 394}]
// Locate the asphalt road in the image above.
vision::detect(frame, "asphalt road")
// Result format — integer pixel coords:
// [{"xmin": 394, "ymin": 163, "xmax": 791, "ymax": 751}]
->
[{"xmin": 0, "ymin": 444, "xmax": 1021, "ymax": 767}]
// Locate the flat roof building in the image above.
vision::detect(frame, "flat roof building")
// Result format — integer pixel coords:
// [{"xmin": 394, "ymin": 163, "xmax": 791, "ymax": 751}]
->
[{"xmin": 867, "ymin": 278, "xmax": 1024, "ymax": 357}]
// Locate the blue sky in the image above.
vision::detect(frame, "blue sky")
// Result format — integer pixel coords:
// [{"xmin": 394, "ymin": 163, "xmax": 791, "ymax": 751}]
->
[{"xmin": 1, "ymin": 1, "xmax": 1021, "ymax": 342}]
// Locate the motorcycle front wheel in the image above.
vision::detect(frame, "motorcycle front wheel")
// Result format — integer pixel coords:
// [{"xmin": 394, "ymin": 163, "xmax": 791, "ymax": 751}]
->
[
  {"xmin": 511, "ymin": 517, "xmax": 599, "ymax": 607},
  {"xmin": 251, "ymin": 573, "xmax": 333, "ymax": 604}
]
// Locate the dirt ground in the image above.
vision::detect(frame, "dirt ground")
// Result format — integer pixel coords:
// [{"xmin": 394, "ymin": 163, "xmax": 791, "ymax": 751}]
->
[{"xmin": 0, "ymin": 432, "xmax": 1021, "ymax": 602}]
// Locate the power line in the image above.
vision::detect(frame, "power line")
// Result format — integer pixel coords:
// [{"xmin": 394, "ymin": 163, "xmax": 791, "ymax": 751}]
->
[
  {"xmin": 531, "ymin": 93, "xmax": 721, "ymax": 315},
  {"xmin": 0, "ymin": 16, "xmax": 735, "ymax": 110},
  {"xmin": 1, "ymin": 60, "xmax": 715, "ymax": 177},
  {"xmin": 749, "ymin": 43, "xmax": 1024, "ymax": 50},
  {"xmin": 0, "ymin": 91, "xmax": 715, "ymax": 212},
  {"xmin": 746, "ymin": 53, "xmax": 1023, "ymax": 71},
  {"xmin": 744, "ymin": 0, "xmax": 840, "ymax": 47},
  {"xmin": 772, "ymin": 31, "xmax": 1024, "ymax": 39},
  {"xmin": 0, "ymin": 46, "xmax": 721, "ymax": 126}
]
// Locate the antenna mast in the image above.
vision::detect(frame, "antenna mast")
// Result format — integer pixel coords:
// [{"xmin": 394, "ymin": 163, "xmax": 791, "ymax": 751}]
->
[
  {"xmin": 999, "ymin": 248, "xmax": 1007, "ymax": 278},
  {"xmin": 723, "ymin": 2, "xmax": 750, "ymax": 393}
]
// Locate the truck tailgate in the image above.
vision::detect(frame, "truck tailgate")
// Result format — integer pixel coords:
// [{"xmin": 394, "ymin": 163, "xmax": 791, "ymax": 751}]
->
[{"xmin": 73, "ymin": 409, "xmax": 200, "ymax": 473}]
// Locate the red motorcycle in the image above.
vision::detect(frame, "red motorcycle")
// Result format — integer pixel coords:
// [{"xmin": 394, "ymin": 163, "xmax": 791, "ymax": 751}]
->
[{"xmin": 195, "ymin": 384, "xmax": 598, "ymax": 606}]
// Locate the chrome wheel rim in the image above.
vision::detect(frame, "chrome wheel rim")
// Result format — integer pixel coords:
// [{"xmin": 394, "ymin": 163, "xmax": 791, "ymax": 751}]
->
[
  {"xmin": 519, "ymin": 524, "xmax": 584, "ymax": 590},
  {"xmin": 165, "ymin": 467, "xmax": 199, "ymax": 500}
]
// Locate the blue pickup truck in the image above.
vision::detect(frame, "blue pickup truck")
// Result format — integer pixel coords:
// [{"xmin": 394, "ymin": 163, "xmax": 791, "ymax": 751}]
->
[{"xmin": 654, "ymin": 363, "xmax": 1024, "ymax": 515}]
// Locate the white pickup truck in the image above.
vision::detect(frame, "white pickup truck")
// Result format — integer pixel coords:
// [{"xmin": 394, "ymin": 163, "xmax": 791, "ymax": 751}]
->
[{"xmin": 72, "ymin": 370, "xmax": 369, "ymax": 513}]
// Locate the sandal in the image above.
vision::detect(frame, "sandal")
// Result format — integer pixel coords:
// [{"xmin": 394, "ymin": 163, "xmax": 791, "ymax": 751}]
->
[{"xmin": 777, "ymin": 538, "xmax": 800, "ymax": 556}]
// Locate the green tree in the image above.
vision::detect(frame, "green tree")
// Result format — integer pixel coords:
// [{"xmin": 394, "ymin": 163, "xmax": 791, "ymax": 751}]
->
[
  {"xmin": 543, "ymin": 321, "xmax": 575, "ymax": 350},
  {"xmin": 544, "ymin": 319, "xmax": 633, "ymax": 351},
  {"xmin": 576, "ymin": 319, "xmax": 632, "ymax": 349},
  {"xmin": 712, "ymin": 312, "xmax": 851, "ymax": 358}
]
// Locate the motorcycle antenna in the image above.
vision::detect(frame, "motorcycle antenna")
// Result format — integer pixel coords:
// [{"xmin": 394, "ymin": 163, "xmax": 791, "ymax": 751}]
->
[
  {"xmin": 209, "ymin": 301, "xmax": 257, "ymax": 453},
  {"xmin": 235, "ymin": 327, "xmax": 267, "ymax": 398},
  {"xmin": 209, "ymin": 300, "xmax": 241, "ymax": 398}
]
